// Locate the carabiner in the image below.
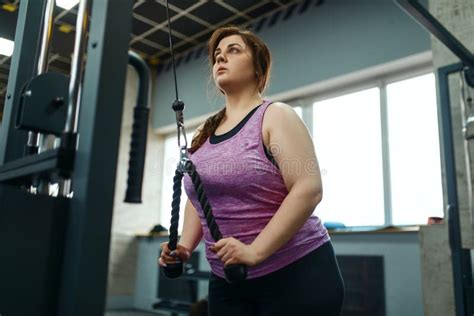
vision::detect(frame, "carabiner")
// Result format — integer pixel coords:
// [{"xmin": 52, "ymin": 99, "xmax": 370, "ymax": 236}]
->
[
  {"xmin": 177, "ymin": 122, "xmax": 188, "ymax": 149},
  {"xmin": 177, "ymin": 145, "xmax": 190, "ymax": 173}
]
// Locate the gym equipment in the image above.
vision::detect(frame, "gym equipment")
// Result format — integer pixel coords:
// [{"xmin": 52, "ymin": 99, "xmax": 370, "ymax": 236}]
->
[
  {"xmin": 395, "ymin": 1, "xmax": 474, "ymax": 315},
  {"xmin": 0, "ymin": 0, "xmax": 88, "ymax": 195},
  {"xmin": 124, "ymin": 50, "xmax": 151, "ymax": 203},
  {"xmin": 22, "ymin": 0, "xmax": 55, "ymax": 157},
  {"xmin": 160, "ymin": 0, "xmax": 247, "ymax": 284},
  {"xmin": 0, "ymin": 0, "xmax": 149, "ymax": 315}
]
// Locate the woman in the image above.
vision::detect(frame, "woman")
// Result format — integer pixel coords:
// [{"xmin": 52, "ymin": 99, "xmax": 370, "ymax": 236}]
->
[{"xmin": 159, "ymin": 26, "xmax": 344, "ymax": 315}]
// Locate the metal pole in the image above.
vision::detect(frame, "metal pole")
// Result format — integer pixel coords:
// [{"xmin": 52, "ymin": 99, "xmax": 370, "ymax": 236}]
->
[
  {"xmin": 58, "ymin": 0, "xmax": 91, "ymax": 197},
  {"xmin": 64, "ymin": 0, "xmax": 90, "ymax": 134},
  {"xmin": 394, "ymin": 0, "xmax": 474, "ymax": 67},
  {"xmin": 437, "ymin": 63, "xmax": 472, "ymax": 316},
  {"xmin": 32, "ymin": 0, "xmax": 56, "ymax": 195},
  {"xmin": 35, "ymin": 0, "xmax": 56, "ymax": 155},
  {"xmin": 37, "ymin": 0, "xmax": 55, "ymax": 75},
  {"xmin": 57, "ymin": 1, "xmax": 134, "ymax": 314}
]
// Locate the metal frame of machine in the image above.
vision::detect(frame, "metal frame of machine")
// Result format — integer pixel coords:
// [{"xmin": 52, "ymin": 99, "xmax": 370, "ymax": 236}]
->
[{"xmin": 0, "ymin": 1, "xmax": 135, "ymax": 315}]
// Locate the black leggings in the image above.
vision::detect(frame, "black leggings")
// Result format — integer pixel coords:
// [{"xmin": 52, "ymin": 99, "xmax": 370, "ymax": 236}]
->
[{"xmin": 207, "ymin": 241, "xmax": 345, "ymax": 316}]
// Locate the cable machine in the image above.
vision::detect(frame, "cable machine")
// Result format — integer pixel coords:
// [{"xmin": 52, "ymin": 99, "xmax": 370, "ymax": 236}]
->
[{"xmin": 0, "ymin": 1, "xmax": 151, "ymax": 315}]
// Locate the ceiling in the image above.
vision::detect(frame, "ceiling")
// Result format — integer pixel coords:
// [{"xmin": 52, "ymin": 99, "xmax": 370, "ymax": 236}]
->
[{"xmin": 0, "ymin": 0, "xmax": 322, "ymax": 120}]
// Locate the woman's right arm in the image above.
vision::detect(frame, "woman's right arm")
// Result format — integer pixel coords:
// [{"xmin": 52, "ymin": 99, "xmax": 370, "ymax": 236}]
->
[{"xmin": 159, "ymin": 199, "xmax": 203, "ymax": 265}]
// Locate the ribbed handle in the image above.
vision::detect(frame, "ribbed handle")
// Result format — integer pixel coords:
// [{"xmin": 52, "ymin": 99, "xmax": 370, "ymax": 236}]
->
[
  {"xmin": 162, "ymin": 169, "xmax": 185, "ymax": 278},
  {"xmin": 124, "ymin": 107, "xmax": 149, "ymax": 203}
]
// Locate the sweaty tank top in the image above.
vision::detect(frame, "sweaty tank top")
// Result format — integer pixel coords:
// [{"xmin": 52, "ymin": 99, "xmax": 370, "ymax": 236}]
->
[{"xmin": 183, "ymin": 100, "xmax": 330, "ymax": 279}]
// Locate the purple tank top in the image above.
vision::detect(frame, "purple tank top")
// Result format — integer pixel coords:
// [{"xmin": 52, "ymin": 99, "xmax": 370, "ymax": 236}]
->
[{"xmin": 183, "ymin": 100, "xmax": 330, "ymax": 279}]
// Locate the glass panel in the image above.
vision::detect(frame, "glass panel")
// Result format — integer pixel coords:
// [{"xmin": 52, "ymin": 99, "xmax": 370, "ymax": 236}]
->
[
  {"xmin": 312, "ymin": 88, "xmax": 384, "ymax": 226},
  {"xmin": 387, "ymin": 73, "xmax": 443, "ymax": 225}
]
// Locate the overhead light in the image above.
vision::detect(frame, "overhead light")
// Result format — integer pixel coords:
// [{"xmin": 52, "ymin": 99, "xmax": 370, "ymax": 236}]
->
[
  {"xmin": 56, "ymin": 0, "xmax": 79, "ymax": 10},
  {"xmin": 2, "ymin": 3, "xmax": 18, "ymax": 12},
  {"xmin": 0, "ymin": 37, "xmax": 14, "ymax": 57},
  {"xmin": 59, "ymin": 23, "xmax": 73, "ymax": 33}
]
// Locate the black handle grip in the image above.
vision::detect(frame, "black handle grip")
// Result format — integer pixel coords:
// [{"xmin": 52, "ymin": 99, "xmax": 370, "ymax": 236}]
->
[
  {"xmin": 162, "ymin": 260, "xmax": 184, "ymax": 279},
  {"xmin": 124, "ymin": 107, "xmax": 150, "ymax": 203},
  {"xmin": 224, "ymin": 264, "xmax": 248, "ymax": 284}
]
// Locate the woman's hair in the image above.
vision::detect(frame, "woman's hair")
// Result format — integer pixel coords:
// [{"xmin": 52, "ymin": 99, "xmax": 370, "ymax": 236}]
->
[{"xmin": 188, "ymin": 25, "xmax": 272, "ymax": 154}]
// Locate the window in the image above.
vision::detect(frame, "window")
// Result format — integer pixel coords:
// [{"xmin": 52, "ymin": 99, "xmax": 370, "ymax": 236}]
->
[
  {"xmin": 312, "ymin": 88, "xmax": 385, "ymax": 226},
  {"xmin": 310, "ymin": 72, "xmax": 442, "ymax": 226},
  {"xmin": 387, "ymin": 73, "xmax": 443, "ymax": 225}
]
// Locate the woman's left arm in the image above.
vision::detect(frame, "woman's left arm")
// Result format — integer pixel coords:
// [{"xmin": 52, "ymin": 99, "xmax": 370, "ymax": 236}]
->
[
  {"xmin": 250, "ymin": 102, "xmax": 323, "ymax": 263},
  {"xmin": 211, "ymin": 103, "xmax": 323, "ymax": 266}
]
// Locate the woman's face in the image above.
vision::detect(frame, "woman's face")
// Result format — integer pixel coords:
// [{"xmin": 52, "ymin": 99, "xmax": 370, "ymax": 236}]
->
[{"xmin": 212, "ymin": 34, "xmax": 256, "ymax": 93}]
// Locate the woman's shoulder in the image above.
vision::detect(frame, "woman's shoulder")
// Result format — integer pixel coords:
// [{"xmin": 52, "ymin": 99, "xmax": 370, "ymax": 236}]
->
[
  {"xmin": 264, "ymin": 101, "xmax": 301, "ymax": 127},
  {"xmin": 267, "ymin": 101, "xmax": 291, "ymax": 109},
  {"xmin": 262, "ymin": 101, "xmax": 303, "ymax": 143}
]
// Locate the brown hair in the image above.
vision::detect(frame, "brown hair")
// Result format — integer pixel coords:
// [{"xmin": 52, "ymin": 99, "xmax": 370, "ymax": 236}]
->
[{"xmin": 188, "ymin": 26, "xmax": 272, "ymax": 154}]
